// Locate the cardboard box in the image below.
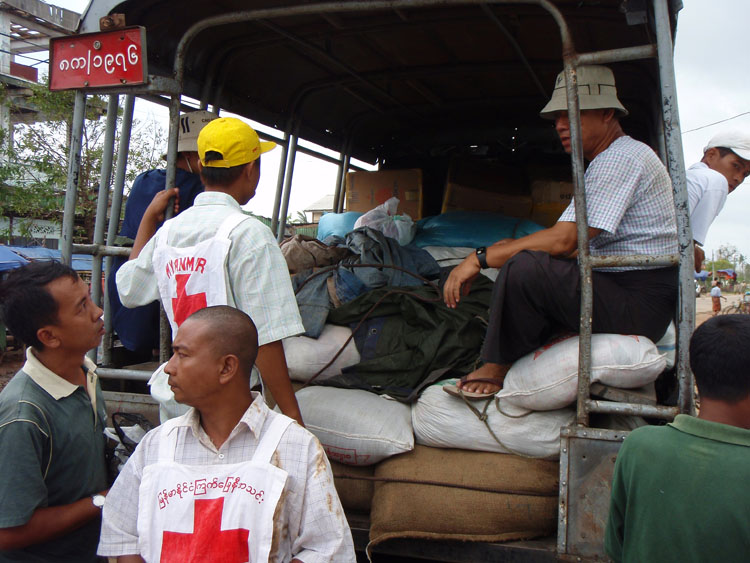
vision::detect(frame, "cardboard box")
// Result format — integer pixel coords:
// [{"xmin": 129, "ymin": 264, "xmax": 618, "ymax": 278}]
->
[
  {"xmin": 530, "ymin": 179, "xmax": 574, "ymax": 206},
  {"xmin": 442, "ymin": 182, "xmax": 533, "ymax": 218},
  {"xmin": 345, "ymin": 169, "xmax": 423, "ymax": 219},
  {"xmin": 442, "ymin": 158, "xmax": 532, "ymax": 218},
  {"xmin": 531, "ymin": 202, "xmax": 569, "ymax": 228}
]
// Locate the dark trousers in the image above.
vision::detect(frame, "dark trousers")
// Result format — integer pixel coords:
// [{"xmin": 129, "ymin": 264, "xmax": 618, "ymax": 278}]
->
[{"xmin": 482, "ymin": 250, "xmax": 678, "ymax": 365}]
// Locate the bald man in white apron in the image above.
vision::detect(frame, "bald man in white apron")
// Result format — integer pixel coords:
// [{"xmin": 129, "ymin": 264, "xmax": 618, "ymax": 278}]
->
[{"xmin": 98, "ymin": 306, "xmax": 354, "ymax": 562}]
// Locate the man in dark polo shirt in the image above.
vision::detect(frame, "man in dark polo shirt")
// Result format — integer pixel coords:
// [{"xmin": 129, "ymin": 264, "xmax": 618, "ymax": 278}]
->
[
  {"xmin": 0, "ymin": 262, "xmax": 108, "ymax": 562},
  {"xmin": 606, "ymin": 314, "xmax": 750, "ymax": 562}
]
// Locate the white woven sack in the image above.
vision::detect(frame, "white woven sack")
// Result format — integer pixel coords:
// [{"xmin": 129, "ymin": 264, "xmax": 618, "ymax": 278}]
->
[
  {"xmin": 412, "ymin": 380, "xmax": 574, "ymax": 459},
  {"xmin": 496, "ymin": 333, "xmax": 666, "ymax": 411},
  {"xmin": 291, "ymin": 386, "xmax": 414, "ymax": 466},
  {"xmin": 655, "ymin": 321, "xmax": 676, "ymax": 370},
  {"xmin": 282, "ymin": 324, "xmax": 360, "ymax": 382}
]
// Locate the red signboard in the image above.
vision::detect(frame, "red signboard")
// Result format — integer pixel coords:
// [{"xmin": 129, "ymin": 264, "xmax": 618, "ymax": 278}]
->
[{"xmin": 49, "ymin": 27, "xmax": 148, "ymax": 91}]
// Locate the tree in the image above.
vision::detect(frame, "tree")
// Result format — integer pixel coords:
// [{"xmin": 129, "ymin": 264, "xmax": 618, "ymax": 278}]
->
[{"xmin": 0, "ymin": 78, "xmax": 165, "ymax": 244}]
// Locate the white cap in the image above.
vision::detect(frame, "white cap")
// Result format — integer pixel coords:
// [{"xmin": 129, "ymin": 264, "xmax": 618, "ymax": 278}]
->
[
  {"xmin": 162, "ymin": 111, "xmax": 219, "ymax": 159},
  {"xmin": 704, "ymin": 129, "xmax": 750, "ymax": 161}
]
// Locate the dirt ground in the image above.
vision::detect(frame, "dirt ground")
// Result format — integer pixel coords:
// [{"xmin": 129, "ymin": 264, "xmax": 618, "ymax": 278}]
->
[{"xmin": 0, "ymin": 345, "xmax": 23, "ymax": 392}]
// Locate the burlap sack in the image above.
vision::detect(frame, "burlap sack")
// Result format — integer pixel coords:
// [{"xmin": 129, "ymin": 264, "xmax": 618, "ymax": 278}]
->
[
  {"xmin": 329, "ymin": 461, "xmax": 375, "ymax": 512},
  {"xmin": 370, "ymin": 445, "xmax": 558, "ymax": 546}
]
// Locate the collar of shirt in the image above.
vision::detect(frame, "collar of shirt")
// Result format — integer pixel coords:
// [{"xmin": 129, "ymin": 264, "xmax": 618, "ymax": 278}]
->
[
  {"xmin": 193, "ymin": 190, "xmax": 243, "ymax": 210},
  {"xmin": 23, "ymin": 347, "xmax": 100, "ymax": 419},
  {"xmin": 669, "ymin": 414, "xmax": 750, "ymax": 447},
  {"xmin": 172, "ymin": 392, "xmax": 268, "ymax": 453},
  {"xmin": 689, "ymin": 162, "xmax": 708, "ymax": 172}
]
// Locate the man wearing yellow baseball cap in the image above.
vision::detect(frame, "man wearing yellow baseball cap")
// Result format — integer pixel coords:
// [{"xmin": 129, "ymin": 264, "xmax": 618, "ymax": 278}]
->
[{"xmin": 116, "ymin": 117, "xmax": 305, "ymax": 426}]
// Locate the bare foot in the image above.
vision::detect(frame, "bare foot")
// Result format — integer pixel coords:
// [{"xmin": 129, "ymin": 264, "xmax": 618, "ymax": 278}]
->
[{"xmin": 457, "ymin": 363, "xmax": 510, "ymax": 394}]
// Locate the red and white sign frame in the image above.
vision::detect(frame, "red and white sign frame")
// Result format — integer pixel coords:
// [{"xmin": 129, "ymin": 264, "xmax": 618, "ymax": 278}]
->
[{"xmin": 49, "ymin": 27, "xmax": 148, "ymax": 91}]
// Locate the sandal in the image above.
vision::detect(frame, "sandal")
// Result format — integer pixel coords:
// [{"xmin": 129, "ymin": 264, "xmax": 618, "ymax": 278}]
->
[{"xmin": 442, "ymin": 376, "xmax": 503, "ymax": 401}]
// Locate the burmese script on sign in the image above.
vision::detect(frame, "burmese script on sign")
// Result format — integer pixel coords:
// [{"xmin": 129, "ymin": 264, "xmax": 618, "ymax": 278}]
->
[{"xmin": 57, "ymin": 44, "xmax": 139, "ymax": 76}]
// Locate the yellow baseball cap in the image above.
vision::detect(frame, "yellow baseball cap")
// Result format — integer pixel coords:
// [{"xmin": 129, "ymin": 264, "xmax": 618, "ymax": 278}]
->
[{"xmin": 197, "ymin": 117, "xmax": 277, "ymax": 168}]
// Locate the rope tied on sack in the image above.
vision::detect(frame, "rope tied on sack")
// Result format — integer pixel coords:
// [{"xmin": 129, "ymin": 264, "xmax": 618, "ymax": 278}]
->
[{"xmin": 452, "ymin": 388, "xmax": 553, "ymax": 460}]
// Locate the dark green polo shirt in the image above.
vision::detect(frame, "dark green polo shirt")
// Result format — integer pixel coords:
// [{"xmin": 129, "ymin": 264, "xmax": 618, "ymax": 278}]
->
[
  {"xmin": 0, "ymin": 349, "xmax": 107, "ymax": 563},
  {"xmin": 605, "ymin": 414, "xmax": 750, "ymax": 563}
]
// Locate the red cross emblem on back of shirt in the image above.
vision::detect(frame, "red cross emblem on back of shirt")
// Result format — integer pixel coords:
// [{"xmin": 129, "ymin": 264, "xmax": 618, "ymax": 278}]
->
[
  {"xmin": 172, "ymin": 273, "xmax": 207, "ymax": 327},
  {"xmin": 161, "ymin": 497, "xmax": 249, "ymax": 563}
]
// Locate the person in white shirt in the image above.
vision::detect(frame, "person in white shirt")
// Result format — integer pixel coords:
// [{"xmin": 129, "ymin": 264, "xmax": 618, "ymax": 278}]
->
[
  {"xmin": 710, "ymin": 283, "xmax": 726, "ymax": 316},
  {"xmin": 116, "ymin": 117, "xmax": 304, "ymax": 425},
  {"xmin": 98, "ymin": 305, "xmax": 355, "ymax": 563},
  {"xmin": 687, "ymin": 130, "xmax": 750, "ymax": 272}
]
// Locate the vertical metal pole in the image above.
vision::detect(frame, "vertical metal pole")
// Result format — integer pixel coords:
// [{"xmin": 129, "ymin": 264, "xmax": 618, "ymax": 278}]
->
[
  {"xmin": 653, "ymin": 0, "xmax": 694, "ymax": 415},
  {"xmin": 61, "ymin": 91, "xmax": 87, "ymax": 266},
  {"xmin": 271, "ymin": 129, "xmax": 291, "ymax": 234},
  {"xmin": 338, "ymin": 153, "xmax": 351, "ymax": 213},
  {"xmin": 561, "ymin": 62, "xmax": 593, "ymax": 427},
  {"xmin": 159, "ymin": 94, "xmax": 183, "ymax": 362},
  {"xmin": 91, "ymin": 95, "xmax": 119, "ymax": 307},
  {"xmin": 87, "ymin": 94, "xmax": 119, "ymax": 362},
  {"xmin": 102, "ymin": 95, "xmax": 135, "ymax": 366},
  {"xmin": 276, "ymin": 133, "xmax": 298, "ymax": 243},
  {"xmin": 332, "ymin": 150, "xmax": 346, "ymax": 214}
]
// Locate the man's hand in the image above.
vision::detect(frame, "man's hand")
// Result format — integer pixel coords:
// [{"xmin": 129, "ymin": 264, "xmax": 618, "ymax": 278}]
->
[
  {"xmin": 143, "ymin": 187, "xmax": 179, "ymax": 226},
  {"xmin": 129, "ymin": 188, "xmax": 179, "ymax": 261},
  {"xmin": 694, "ymin": 244, "xmax": 705, "ymax": 273},
  {"xmin": 443, "ymin": 255, "xmax": 481, "ymax": 308}
]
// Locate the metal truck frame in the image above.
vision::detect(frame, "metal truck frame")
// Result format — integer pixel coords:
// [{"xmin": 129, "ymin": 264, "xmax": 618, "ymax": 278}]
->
[{"xmin": 56, "ymin": 1, "xmax": 694, "ymax": 559}]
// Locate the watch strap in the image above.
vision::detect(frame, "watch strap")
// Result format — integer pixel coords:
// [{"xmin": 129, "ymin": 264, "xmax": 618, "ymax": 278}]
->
[{"xmin": 475, "ymin": 246, "xmax": 489, "ymax": 269}]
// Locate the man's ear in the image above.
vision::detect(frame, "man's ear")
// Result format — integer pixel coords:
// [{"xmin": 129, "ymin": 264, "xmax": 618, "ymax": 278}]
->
[
  {"xmin": 244, "ymin": 161, "xmax": 257, "ymax": 180},
  {"xmin": 702, "ymin": 147, "xmax": 719, "ymax": 164},
  {"xmin": 602, "ymin": 108, "xmax": 616, "ymax": 123},
  {"xmin": 36, "ymin": 325, "xmax": 62, "ymax": 350},
  {"xmin": 217, "ymin": 354, "xmax": 240, "ymax": 385}
]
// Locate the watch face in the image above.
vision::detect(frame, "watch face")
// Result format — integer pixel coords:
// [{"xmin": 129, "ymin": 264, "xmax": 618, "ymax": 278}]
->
[{"xmin": 93, "ymin": 495, "xmax": 105, "ymax": 508}]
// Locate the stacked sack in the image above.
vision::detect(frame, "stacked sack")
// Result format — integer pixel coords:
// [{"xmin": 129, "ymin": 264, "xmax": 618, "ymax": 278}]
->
[{"xmin": 413, "ymin": 328, "xmax": 674, "ymax": 459}]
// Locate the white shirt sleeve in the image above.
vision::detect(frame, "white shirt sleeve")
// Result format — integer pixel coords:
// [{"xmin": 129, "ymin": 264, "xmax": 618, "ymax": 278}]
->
[
  {"xmin": 97, "ymin": 432, "xmax": 149, "ymax": 557},
  {"xmin": 116, "ymin": 235, "xmax": 161, "ymax": 307},
  {"xmin": 287, "ymin": 431, "xmax": 356, "ymax": 563},
  {"xmin": 686, "ymin": 166, "xmax": 728, "ymax": 246}
]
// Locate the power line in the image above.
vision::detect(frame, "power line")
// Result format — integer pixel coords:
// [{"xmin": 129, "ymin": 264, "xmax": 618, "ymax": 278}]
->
[{"xmin": 682, "ymin": 111, "xmax": 750, "ymax": 134}]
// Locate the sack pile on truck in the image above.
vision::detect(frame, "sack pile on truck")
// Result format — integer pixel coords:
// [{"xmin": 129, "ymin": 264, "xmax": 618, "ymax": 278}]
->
[
  {"xmin": 278, "ymin": 164, "xmax": 674, "ymax": 465},
  {"xmin": 277, "ymin": 386, "xmax": 414, "ymax": 466}
]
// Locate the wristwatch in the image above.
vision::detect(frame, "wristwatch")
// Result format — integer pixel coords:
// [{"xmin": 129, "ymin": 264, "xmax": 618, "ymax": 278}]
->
[
  {"xmin": 92, "ymin": 494, "xmax": 106, "ymax": 509},
  {"xmin": 475, "ymin": 246, "xmax": 489, "ymax": 269}
]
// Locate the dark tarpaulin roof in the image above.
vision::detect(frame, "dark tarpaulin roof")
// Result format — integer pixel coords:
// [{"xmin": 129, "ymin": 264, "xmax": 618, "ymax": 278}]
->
[{"xmin": 82, "ymin": 1, "xmax": 678, "ymax": 165}]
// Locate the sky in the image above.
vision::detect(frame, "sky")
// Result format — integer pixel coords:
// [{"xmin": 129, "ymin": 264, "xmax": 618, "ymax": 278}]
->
[{"xmin": 32, "ymin": 0, "xmax": 750, "ymax": 259}]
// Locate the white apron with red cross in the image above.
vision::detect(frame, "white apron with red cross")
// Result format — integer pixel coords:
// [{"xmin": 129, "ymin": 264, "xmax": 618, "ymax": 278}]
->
[
  {"xmin": 136, "ymin": 414, "xmax": 293, "ymax": 563},
  {"xmin": 153, "ymin": 213, "xmax": 249, "ymax": 335}
]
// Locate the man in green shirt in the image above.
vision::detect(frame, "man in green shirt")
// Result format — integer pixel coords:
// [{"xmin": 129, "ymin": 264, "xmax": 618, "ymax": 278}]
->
[
  {"xmin": 0, "ymin": 262, "xmax": 109, "ymax": 562},
  {"xmin": 605, "ymin": 314, "xmax": 750, "ymax": 562}
]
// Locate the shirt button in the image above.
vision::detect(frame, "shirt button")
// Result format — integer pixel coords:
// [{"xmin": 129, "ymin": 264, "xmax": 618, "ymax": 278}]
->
[{"xmin": 218, "ymin": 453, "xmax": 225, "ymax": 460}]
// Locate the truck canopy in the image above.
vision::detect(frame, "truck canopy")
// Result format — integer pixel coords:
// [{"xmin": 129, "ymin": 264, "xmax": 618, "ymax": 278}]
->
[{"xmin": 79, "ymin": 1, "xmax": 679, "ymax": 171}]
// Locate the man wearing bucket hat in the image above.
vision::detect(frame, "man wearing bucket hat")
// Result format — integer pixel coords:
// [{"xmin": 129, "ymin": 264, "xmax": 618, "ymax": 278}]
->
[
  {"xmin": 686, "ymin": 130, "xmax": 750, "ymax": 271},
  {"xmin": 444, "ymin": 65, "xmax": 678, "ymax": 399},
  {"xmin": 108, "ymin": 110, "xmax": 218, "ymax": 359},
  {"xmin": 116, "ymin": 117, "xmax": 305, "ymax": 425}
]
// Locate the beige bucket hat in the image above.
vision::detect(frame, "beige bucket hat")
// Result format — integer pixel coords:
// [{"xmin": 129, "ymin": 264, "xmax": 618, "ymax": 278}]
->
[{"xmin": 540, "ymin": 65, "xmax": 628, "ymax": 119}]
